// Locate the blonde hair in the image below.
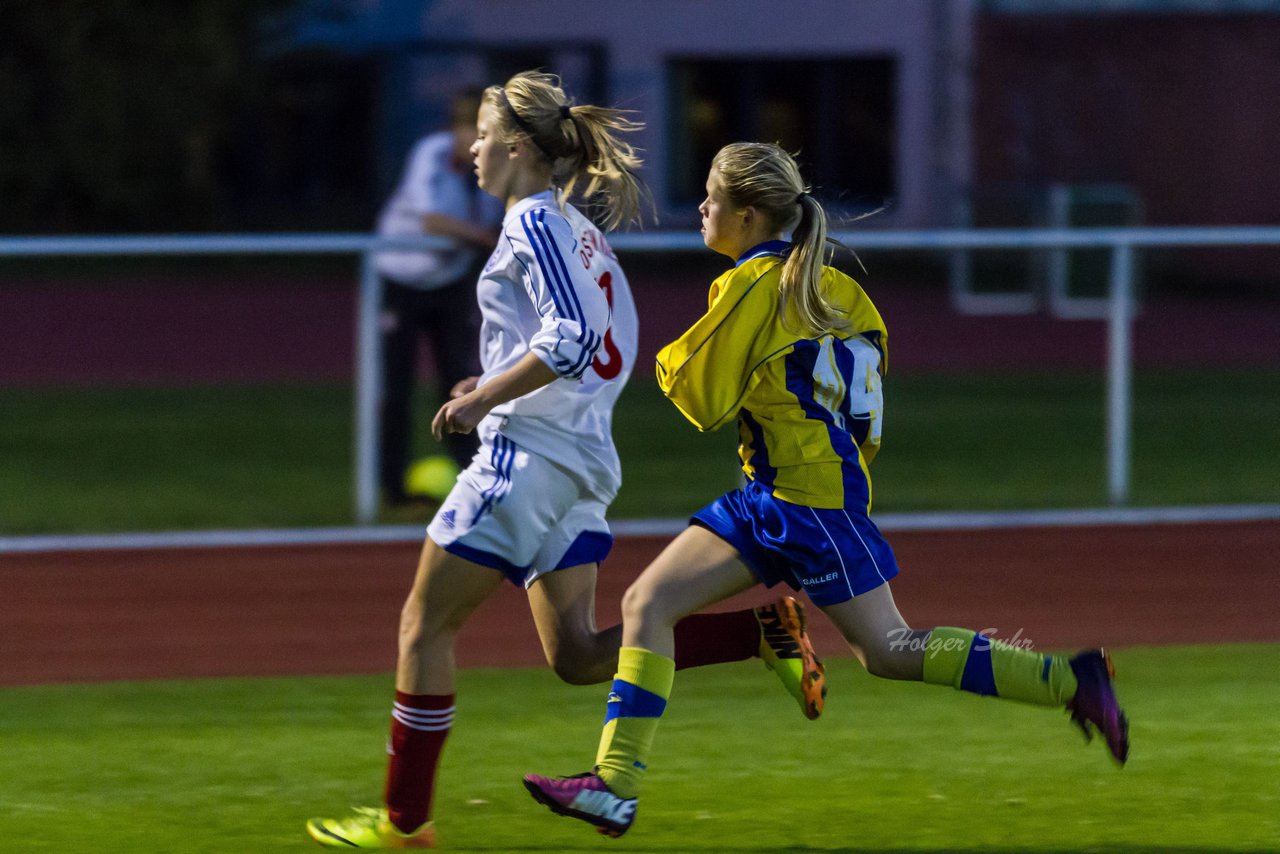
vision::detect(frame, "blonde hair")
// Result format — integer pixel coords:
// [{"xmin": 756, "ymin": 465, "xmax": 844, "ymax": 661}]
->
[
  {"xmin": 711, "ymin": 142, "xmax": 849, "ymax": 335},
  {"xmin": 484, "ymin": 71, "xmax": 646, "ymax": 231}
]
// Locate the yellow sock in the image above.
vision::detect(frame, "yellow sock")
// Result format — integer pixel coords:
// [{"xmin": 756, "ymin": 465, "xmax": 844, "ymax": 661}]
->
[
  {"xmin": 922, "ymin": 627, "xmax": 1077, "ymax": 706},
  {"xmin": 594, "ymin": 647, "xmax": 675, "ymax": 798}
]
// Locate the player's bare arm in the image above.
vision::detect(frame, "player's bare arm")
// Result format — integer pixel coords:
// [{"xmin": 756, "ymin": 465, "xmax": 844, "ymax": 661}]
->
[
  {"xmin": 431, "ymin": 351, "xmax": 556, "ymax": 438},
  {"xmin": 449, "ymin": 376, "xmax": 479, "ymax": 398}
]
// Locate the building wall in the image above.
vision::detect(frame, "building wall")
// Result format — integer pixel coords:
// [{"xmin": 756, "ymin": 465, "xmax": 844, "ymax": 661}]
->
[
  {"xmin": 410, "ymin": 0, "xmax": 956, "ymax": 226},
  {"xmin": 973, "ymin": 12, "xmax": 1280, "ymax": 279}
]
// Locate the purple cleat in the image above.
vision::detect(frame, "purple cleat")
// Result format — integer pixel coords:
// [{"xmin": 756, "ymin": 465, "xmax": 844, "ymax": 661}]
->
[
  {"xmin": 1067, "ymin": 649, "xmax": 1130, "ymax": 765},
  {"xmin": 523, "ymin": 770, "xmax": 637, "ymax": 837}
]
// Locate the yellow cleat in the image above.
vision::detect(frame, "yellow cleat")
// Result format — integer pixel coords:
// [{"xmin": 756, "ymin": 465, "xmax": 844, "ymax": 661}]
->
[
  {"xmin": 306, "ymin": 807, "xmax": 436, "ymax": 849},
  {"xmin": 755, "ymin": 596, "xmax": 827, "ymax": 720}
]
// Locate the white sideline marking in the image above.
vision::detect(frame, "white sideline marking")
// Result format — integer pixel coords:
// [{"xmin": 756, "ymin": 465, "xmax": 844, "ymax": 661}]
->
[
  {"xmin": 0, "ymin": 525, "xmax": 429, "ymax": 554},
  {"xmin": 1, "ymin": 504, "xmax": 1277, "ymax": 555}
]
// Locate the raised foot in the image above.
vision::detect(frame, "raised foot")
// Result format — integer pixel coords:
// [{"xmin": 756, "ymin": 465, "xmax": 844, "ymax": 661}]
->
[
  {"xmin": 523, "ymin": 770, "xmax": 637, "ymax": 838},
  {"xmin": 1068, "ymin": 649, "xmax": 1130, "ymax": 765},
  {"xmin": 755, "ymin": 595, "xmax": 827, "ymax": 720}
]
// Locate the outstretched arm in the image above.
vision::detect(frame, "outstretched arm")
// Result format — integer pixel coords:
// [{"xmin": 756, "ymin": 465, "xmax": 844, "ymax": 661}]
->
[{"xmin": 431, "ymin": 351, "xmax": 556, "ymax": 439}]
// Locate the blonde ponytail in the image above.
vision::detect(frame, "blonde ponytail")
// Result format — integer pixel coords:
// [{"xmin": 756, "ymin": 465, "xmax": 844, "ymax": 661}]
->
[
  {"xmin": 485, "ymin": 71, "xmax": 648, "ymax": 230},
  {"xmin": 711, "ymin": 142, "xmax": 850, "ymax": 336}
]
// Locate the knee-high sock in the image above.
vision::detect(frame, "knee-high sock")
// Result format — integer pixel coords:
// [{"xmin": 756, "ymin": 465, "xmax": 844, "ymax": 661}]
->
[
  {"xmin": 594, "ymin": 647, "xmax": 675, "ymax": 798},
  {"xmin": 922, "ymin": 627, "xmax": 1077, "ymax": 706},
  {"xmin": 384, "ymin": 691, "xmax": 453, "ymax": 833}
]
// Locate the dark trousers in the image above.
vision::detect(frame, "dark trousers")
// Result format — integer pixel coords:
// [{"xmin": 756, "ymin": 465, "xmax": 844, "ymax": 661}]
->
[{"xmin": 379, "ymin": 275, "xmax": 481, "ymax": 501}]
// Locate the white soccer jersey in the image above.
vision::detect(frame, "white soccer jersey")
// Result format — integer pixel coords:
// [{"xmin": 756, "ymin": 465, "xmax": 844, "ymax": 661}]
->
[{"xmin": 473, "ymin": 190, "xmax": 637, "ymax": 502}]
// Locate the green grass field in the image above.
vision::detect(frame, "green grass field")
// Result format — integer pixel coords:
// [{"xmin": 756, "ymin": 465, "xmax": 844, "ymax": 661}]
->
[
  {"xmin": 1, "ymin": 646, "xmax": 1277, "ymax": 852},
  {"xmin": 2, "ymin": 369, "xmax": 1278, "ymax": 534}
]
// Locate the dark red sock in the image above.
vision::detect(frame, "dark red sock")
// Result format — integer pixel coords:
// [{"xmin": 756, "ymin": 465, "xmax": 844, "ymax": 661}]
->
[
  {"xmin": 384, "ymin": 691, "xmax": 454, "ymax": 833},
  {"xmin": 672, "ymin": 608, "xmax": 761, "ymax": 670}
]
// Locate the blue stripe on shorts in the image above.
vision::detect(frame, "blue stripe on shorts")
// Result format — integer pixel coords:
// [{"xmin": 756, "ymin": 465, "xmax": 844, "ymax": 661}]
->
[{"xmin": 691, "ymin": 478, "xmax": 899, "ymax": 606}]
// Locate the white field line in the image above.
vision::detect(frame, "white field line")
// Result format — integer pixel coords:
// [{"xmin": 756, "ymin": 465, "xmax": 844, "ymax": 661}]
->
[{"xmin": 1, "ymin": 504, "xmax": 1277, "ymax": 555}]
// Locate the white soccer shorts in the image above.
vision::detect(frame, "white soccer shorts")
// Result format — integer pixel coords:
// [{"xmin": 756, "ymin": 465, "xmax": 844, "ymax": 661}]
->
[{"xmin": 426, "ymin": 432, "xmax": 614, "ymax": 587}]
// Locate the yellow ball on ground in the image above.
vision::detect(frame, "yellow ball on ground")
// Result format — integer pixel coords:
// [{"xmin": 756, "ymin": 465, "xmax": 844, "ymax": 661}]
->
[{"xmin": 404, "ymin": 455, "xmax": 460, "ymax": 501}]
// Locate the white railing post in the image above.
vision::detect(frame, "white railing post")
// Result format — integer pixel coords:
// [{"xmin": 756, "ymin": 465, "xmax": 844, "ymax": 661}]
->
[
  {"xmin": 1106, "ymin": 244, "xmax": 1135, "ymax": 505},
  {"xmin": 353, "ymin": 251, "xmax": 382, "ymax": 524}
]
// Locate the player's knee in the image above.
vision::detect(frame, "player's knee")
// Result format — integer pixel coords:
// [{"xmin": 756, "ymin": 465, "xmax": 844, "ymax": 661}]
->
[
  {"xmin": 397, "ymin": 598, "xmax": 459, "ymax": 652},
  {"xmin": 544, "ymin": 637, "xmax": 604, "ymax": 685},
  {"xmin": 620, "ymin": 580, "xmax": 669, "ymax": 628},
  {"xmin": 548, "ymin": 652, "xmax": 594, "ymax": 685},
  {"xmin": 619, "ymin": 581, "xmax": 645, "ymax": 623},
  {"xmin": 397, "ymin": 601, "xmax": 424, "ymax": 648}
]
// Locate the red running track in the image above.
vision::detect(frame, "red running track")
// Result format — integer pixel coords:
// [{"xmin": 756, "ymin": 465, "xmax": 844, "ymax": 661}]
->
[{"xmin": 3, "ymin": 521, "xmax": 1277, "ymax": 686}]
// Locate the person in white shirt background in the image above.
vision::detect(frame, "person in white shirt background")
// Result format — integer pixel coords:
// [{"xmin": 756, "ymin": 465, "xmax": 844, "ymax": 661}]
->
[{"xmin": 374, "ymin": 88, "xmax": 504, "ymax": 506}]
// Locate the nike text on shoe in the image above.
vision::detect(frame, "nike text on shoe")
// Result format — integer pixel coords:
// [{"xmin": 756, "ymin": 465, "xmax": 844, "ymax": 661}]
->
[
  {"xmin": 306, "ymin": 806, "xmax": 436, "ymax": 849},
  {"xmin": 1067, "ymin": 649, "xmax": 1130, "ymax": 765},
  {"xmin": 523, "ymin": 771, "xmax": 637, "ymax": 837},
  {"xmin": 755, "ymin": 595, "xmax": 827, "ymax": 720}
]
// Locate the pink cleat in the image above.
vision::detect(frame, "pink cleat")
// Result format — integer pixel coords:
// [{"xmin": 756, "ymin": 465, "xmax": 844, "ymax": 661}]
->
[
  {"xmin": 1068, "ymin": 649, "xmax": 1130, "ymax": 765},
  {"xmin": 523, "ymin": 770, "xmax": 637, "ymax": 837}
]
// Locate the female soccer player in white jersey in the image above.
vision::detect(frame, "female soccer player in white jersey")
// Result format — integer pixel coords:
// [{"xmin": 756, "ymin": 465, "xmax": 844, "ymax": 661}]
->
[
  {"xmin": 308, "ymin": 78, "xmax": 824, "ymax": 850},
  {"xmin": 523, "ymin": 142, "xmax": 1131, "ymax": 839}
]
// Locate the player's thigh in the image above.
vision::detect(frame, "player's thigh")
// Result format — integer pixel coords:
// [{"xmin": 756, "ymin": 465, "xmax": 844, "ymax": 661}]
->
[
  {"xmin": 524, "ymin": 498, "xmax": 613, "ymax": 647},
  {"xmin": 525, "ymin": 561, "xmax": 611, "ymax": 663},
  {"xmin": 624, "ymin": 525, "xmax": 758, "ymax": 624},
  {"xmin": 403, "ymin": 536, "xmax": 506, "ymax": 635},
  {"xmin": 817, "ymin": 581, "xmax": 913, "ymax": 658}
]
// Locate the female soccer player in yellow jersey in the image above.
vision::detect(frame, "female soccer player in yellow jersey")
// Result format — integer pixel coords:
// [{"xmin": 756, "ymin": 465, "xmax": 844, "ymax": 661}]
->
[
  {"xmin": 524, "ymin": 142, "xmax": 1130, "ymax": 838},
  {"xmin": 306, "ymin": 82, "xmax": 824, "ymax": 850}
]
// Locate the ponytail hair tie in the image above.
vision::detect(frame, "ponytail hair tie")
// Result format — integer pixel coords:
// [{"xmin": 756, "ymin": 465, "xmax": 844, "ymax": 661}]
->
[{"xmin": 559, "ymin": 103, "xmax": 572, "ymax": 119}]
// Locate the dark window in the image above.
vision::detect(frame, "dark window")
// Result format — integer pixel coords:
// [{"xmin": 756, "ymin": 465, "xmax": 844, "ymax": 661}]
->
[
  {"xmin": 235, "ymin": 50, "xmax": 378, "ymax": 229},
  {"xmin": 668, "ymin": 58, "xmax": 896, "ymax": 218},
  {"xmin": 233, "ymin": 42, "xmax": 605, "ymax": 229}
]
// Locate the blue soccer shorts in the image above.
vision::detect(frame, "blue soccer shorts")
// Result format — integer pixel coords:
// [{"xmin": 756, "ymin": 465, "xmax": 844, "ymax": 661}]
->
[{"xmin": 691, "ymin": 478, "xmax": 899, "ymax": 606}]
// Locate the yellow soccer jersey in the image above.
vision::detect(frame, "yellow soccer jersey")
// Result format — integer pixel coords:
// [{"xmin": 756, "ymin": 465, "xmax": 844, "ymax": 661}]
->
[{"xmin": 656, "ymin": 241, "xmax": 888, "ymax": 511}]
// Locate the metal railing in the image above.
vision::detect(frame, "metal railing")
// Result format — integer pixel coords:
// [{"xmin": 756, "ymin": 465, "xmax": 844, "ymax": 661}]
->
[{"xmin": 5, "ymin": 225, "xmax": 1279, "ymax": 523}]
